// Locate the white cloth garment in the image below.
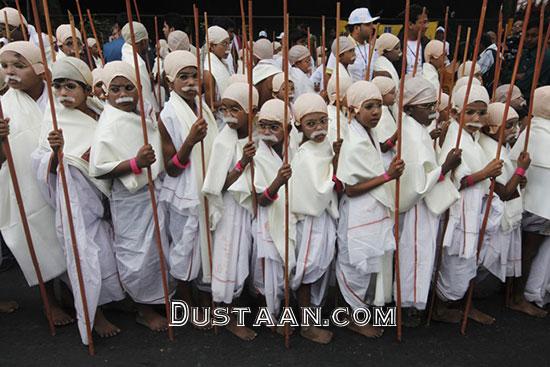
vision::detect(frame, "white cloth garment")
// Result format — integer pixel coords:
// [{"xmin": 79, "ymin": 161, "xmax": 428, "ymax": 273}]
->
[
  {"xmin": 422, "ymin": 62, "xmax": 440, "ymax": 92},
  {"xmin": 510, "ymin": 117, "xmax": 550, "ymax": 221},
  {"xmin": 0, "ymin": 88, "xmax": 66, "ymax": 286},
  {"xmin": 524, "ymin": 236, "xmax": 550, "ymax": 307},
  {"xmin": 202, "ymin": 126, "xmax": 252, "ymax": 303},
  {"xmin": 290, "ymin": 66, "xmax": 315, "ymax": 99},
  {"xmin": 373, "ymin": 105, "xmax": 397, "ymax": 169},
  {"xmin": 327, "ymin": 35, "xmax": 377, "ymax": 82},
  {"xmin": 335, "ymin": 119, "xmax": 395, "ymax": 309},
  {"xmin": 406, "ymin": 40, "xmax": 422, "ymax": 75},
  {"xmin": 327, "ymin": 104, "xmax": 349, "ymax": 146},
  {"xmin": 159, "ymin": 92, "xmax": 218, "ymax": 284},
  {"xmin": 121, "ymin": 42, "xmax": 159, "ymax": 113},
  {"xmin": 203, "ymin": 52, "xmax": 234, "ymax": 101}
]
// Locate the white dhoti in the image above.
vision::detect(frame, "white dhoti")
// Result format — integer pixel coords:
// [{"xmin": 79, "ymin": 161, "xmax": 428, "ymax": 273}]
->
[
  {"xmin": 291, "ymin": 212, "xmax": 336, "ymax": 307},
  {"xmin": 524, "ymin": 236, "xmax": 550, "ymax": 307}
]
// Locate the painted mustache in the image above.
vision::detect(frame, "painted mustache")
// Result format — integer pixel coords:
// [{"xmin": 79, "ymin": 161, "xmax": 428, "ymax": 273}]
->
[
  {"xmin": 428, "ymin": 113, "xmax": 437, "ymax": 120},
  {"xmin": 466, "ymin": 122, "xmax": 484, "ymax": 128},
  {"xmin": 181, "ymin": 86, "xmax": 200, "ymax": 93},
  {"xmin": 115, "ymin": 96, "xmax": 135, "ymax": 104},
  {"xmin": 57, "ymin": 96, "xmax": 76, "ymax": 103},
  {"xmin": 223, "ymin": 116, "xmax": 239, "ymax": 125},
  {"xmin": 310, "ymin": 130, "xmax": 328, "ymax": 139},
  {"xmin": 254, "ymin": 133, "xmax": 278, "ymax": 143},
  {"xmin": 5, "ymin": 75, "xmax": 22, "ymax": 83}
]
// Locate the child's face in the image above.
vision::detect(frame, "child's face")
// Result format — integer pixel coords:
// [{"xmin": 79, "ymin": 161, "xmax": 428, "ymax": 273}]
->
[
  {"xmin": 406, "ymin": 101, "xmax": 437, "ymax": 126},
  {"xmin": 60, "ymin": 37, "xmax": 81, "ymax": 57},
  {"xmin": 210, "ymin": 38, "xmax": 230, "ymax": 59},
  {"xmin": 107, "ymin": 76, "xmax": 138, "ymax": 113},
  {"xmin": 275, "ymin": 81, "xmax": 295, "ymax": 103},
  {"xmin": 52, "ymin": 78, "xmax": 88, "ymax": 110},
  {"xmin": 340, "ymin": 49, "xmax": 356, "ymax": 66},
  {"xmin": 430, "ymin": 54, "xmax": 447, "ymax": 69},
  {"xmin": 220, "ymin": 98, "xmax": 248, "ymax": 132},
  {"xmin": 171, "ymin": 66, "xmax": 199, "ymax": 103},
  {"xmin": 0, "ymin": 51, "xmax": 43, "ymax": 92},
  {"xmin": 93, "ymin": 82, "xmax": 105, "ymax": 100},
  {"xmin": 257, "ymin": 119, "xmax": 285, "ymax": 147},
  {"xmin": 382, "ymin": 87, "xmax": 396, "ymax": 106},
  {"xmin": 295, "ymin": 56, "xmax": 312, "ymax": 75},
  {"xmin": 462, "ymin": 101, "xmax": 488, "ymax": 134},
  {"xmin": 384, "ymin": 43, "xmax": 402, "ymax": 62},
  {"xmin": 298, "ymin": 112, "xmax": 329, "ymax": 143},
  {"xmin": 356, "ymin": 99, "xmax": 382, "ymax": 129}
]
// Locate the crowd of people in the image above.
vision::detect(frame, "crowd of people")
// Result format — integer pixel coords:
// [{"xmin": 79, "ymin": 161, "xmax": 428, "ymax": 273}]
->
[{"xmin": 0, "ymin": 2, "xmax": 549, "ymax": 348}]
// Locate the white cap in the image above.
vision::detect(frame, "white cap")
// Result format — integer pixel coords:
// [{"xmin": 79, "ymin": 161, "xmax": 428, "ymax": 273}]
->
[
  {"xmin": 259, "ymin": 30, "xmax": 268, "ymax": 38},
  {"xmin": 348, "ymin": 8, "xmax": 379, "ymax": 25},
  {"xmin": 436, "ymin": 26, "xmax": 445, "ymax": 33},
  {"xmin": 276, "ymin": 32, "xmax": 284, "ymax": 40}
]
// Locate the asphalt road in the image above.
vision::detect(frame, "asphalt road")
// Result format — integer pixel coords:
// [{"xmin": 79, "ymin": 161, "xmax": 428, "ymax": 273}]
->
[{"xmin": 1, "ymin": 264, "xmax": 549, "ymax": 367}]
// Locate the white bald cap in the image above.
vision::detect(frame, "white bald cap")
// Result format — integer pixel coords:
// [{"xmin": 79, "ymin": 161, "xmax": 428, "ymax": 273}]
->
[
  {"xmin": 254, "ymin": 39, "xmax": 274, "ymax": 60},
  {"xmin": 375, "ymin": 32, "xmax": 400, "ymax": 56},
  {"xmin": 331, "ymin": 36, "xmax": 355, "ymax": 56},
  {"xmin": 167, "ymin": 30, "xmax": 190, "ymax": 51},
  {"xmin": 293, "ymin": 93, "xmax": 327, "ymax": 125},
  {"xmin": 163, "ymin": 50, "xmax": 196, "ymax": 82},
  {"xmin": 258, "ymin": 98, "xmax": 290, "ymax": 123},
  {"xmin": 221, "ymin": 81, "xmax": 259, "ymax": 113},
  {"xmin": 403, "ymin": 75, "xmax": 436, "ymax": 106},
  {"xmin": 346, "ymin": 80, "xmax": 382, "ymax": 113},
  {"xmin": 452, "ymin": 84, "xmax": 489, "ymax": 112},
  {"xmin": 52, "ymin": 56, "xmax": 93, "ymax": 86},
  {"xmin": 102, "ymin": 60, "xmax": 138, "ymax": 88},
  {"xmin": 533, "ymin": 86, "xmax": 550, "ymax": 119},
  {"xmin": 288, "ymin": 45, "xmax": 310, "ymax": 65},
  {"xmin": 56, "ymin": 24, "xmax": 82, "ymax": 46},
  {"xmin": 0, "ymin": 40, "xmax": 44, "ymax": 75},
  {"xmin": 122, "ymin": 21, "xmax": 148, "ymax": 43},
  {"xmin": 207, "ymin": 26, "xmax": 229, "ymax": 45}
]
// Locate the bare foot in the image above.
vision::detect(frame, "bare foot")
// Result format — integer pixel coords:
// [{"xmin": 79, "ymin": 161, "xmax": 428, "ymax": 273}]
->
[
  {"xmin": 48, "ymin": 304, "xmax": 75, "ymax": 326},
  {"xmin": 226, "ymin": 319, "xmax": 257, "ymax": 341},
  {"xmin": 0, "ymin": 300, "xmax": 18, "ymax": 313},
  {"xmin": 432, "ymin": 307, "xmax": 462, "ymax": 324},
  {"xmin": 507, "ymin": 299, "xmax": 548, "ymax": 318},
  {"xmin": 300, "ymin": 325, "xmax": 333, "ymax": 344},
  {"xmin": 468, "ymin": 307, "xmax": 495, "ymax": 325},
  {"xmin": 346, "ymin": 323, "xmax": 384, "ymax": 338},
  {"xmin": 136, "ymin": 305, "xmax": 168, "ymax": 332},
  {"xmin": 94, "ymin": 309, "xmax": 121, "ymax": 338}
]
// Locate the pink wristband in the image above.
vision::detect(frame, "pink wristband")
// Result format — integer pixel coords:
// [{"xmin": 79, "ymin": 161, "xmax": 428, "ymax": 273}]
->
[
  {"xmin": 438, "ymin": 173, "xmax": 445, "ymax": 182},
  {"xmin": 465, "ymin": 175, "xmax": 475, "ymax": 187},
  {"xmin": 383, "ymin": 172, "xmax": 392, "ymax": 182},
  {"xmin": 172, "ymin": 154, "xmax": 190, "ymax": 170},
  {"xmin": 385, "ymin": 138, "xmax": 395, "ymax": 149},
  {"xmin": 263, "ymin": 188, "xmax": 279, "ymax": 201},
  {"xmin": 234, "ymin": 160, "xmax": 244, "ymax": 173},
  {"xmin": 130, "ymin": 157, "xmax": 142, "ymax": 175},
  {"xmin": 332, "ymin": 175, "xmax": 344, "ymax": 192},
  {"xmin": 514, "ymin": 167, "xmax": 526, "ymax": 177}
]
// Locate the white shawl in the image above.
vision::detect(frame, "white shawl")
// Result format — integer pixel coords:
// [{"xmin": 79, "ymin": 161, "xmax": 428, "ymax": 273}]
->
[
  {"xmin": 204, "ymin": 52, "xmax": 233, "ymax": 100},
  {"xmin": 121, "ymin": 43, "xmax": 159, "ymax": 113},
  {"xmin": 422, "ymin": 62, "xmax": 440, "ymax": 92}
]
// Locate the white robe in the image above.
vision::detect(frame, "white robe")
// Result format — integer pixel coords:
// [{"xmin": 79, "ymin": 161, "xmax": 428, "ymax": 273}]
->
[
  {"xmin": 90, "ymin": 103, "xmax": 171, "ymax": 304},
  {"xmin": 290, "ymin": 66, "xmax": 315, "ymax": 99},
  {"xmin": 373, "ymin": 55, "xmax": 400, "ymax": 117},
  {"xmin": 422, "ymin": 62, "xmax": 440, "ymax": 92},
  {"xmin": 373, "ymin": 105, "xmax": 397, "ymax": 170},
  {"xmin": 121, "ymin": 43, "xmax": 159, "ymax": 113},
  {"xmin": 436, "ymin": 121, "xmax": 502, "ymax": 301},
  {"xmin": 159, "ymin": 92, "xmax": 218, "ymax": 284},
  {"xmin": 335, "ymin": 119, "xmax": 395, "ymax": 309},
  {"xmin": 289, "ymin": 140, "xmax": 338, "ymax": 305},
  {"xmin": 327, "ymin": 104, "xmax": 349, "ymax": 146},
  {"xmin": 32, "ymin": 100, "xmax": 124, "ymax": 345},
  {"xmin": 202, "ymin": 126, "xmax": 252, "ymax": 304},
  {"xmin": 524, "ymin": 236, "xmax": 550, "ymax": 307},
  {"xmin": 203, "ymin": 52, "xmax": 233, "ymax": 101},
  {"xmin": 231, "ymin": 140, "xmax": 296, "ymax": 317},
  {"xmin": 0, "ymin": 88, "xmax": 66, "ymax": 286},
  {"xmin": 479, "ymin": 135, "xmax": 522, "ymax": 281}
]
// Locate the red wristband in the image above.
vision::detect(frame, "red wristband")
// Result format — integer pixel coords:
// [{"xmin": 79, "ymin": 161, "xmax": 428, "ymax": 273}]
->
[
  {"xmin": 438, "ymin": 173, "xmax": 445, "ymax": 182},
  {"xmin": 383, "ymin": 172, "xmax": 392, "ymax": 182},
  {"xmin": 332, "ymin": 175, "xmax": 344, "ymax": 192},
  {"xmin": 514, "ymin": 167, "xmax": 526, "ymax": 177},
  {"xmin": 263, "ymin": 188, "xmax": 279, "ymax": 201},
  {"xmin": 235, "ymin": 160, "xmax": 244, "ymax": 173},
  {"xmin": 130, "ymin": 157, "xmax": 142, "ymax": 175},
  {"xmin": 385, "ymin": 138, "xmax": 395, "ymax": 149},
  {"xmin": 172, "ymin": 154, "xmax": 190, "ymax": 170},
  {"xmin": 465, "ymin": 175, "xmax": 475, "ymax": 187}
]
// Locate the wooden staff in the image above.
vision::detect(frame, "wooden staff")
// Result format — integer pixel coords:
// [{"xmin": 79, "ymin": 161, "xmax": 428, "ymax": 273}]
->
[
  {"xmin": 454, "ymin": 0, "xmax": 488, "ymax": 150},
  {"xmin": 426, "ymin": 25, "xmax": 463, "ymax": 326},
  {"xmin": 437, "ymin": 6, "xmax": 449, "ymax": 104},
  {"xmin": 460, "ymin": 0, "xmax": 532, "ymax": 336},
  {"xmin": 522, "ymin": 5, "xmax": 548, "ymax": 153},
  {"xmin": 30, "ymin": 0, "xmax": 95, "ymax": 354},
  {"xmin": 365, "ymin": 27, "xmax": 376, "ymax": 80},
  {"xmin": 42, "ymin": 0, "xmax": 56, "ymax": 63},
  {"xmin": 67, "ymin": 11, "xmax": 80, "ymax": 57},
  {"xmin": 0, "ymin": 104, "xmax": 56, "ymax": 337},
  {"xmin": 124, "ymin": 0, "xmax": 174, "ymax": 341},
  {"xmin": 14, "ymin": 0, "xmax": 27, "ymax": 41},
  {"xmin": 412, "ymin": 7, "xmax": 426, "ymax": 77},
  {"xmin": 282, "ymin": 2, "xmax": 290, "ymax": 348},
  {"xmin": 307, "ymin": 26, "xmax": 311, "ymax": 63},
  {"xmin": 335, "ymin": 2, "xmax": 341, "ymax": 140},
  {"xmin": 86, "ymin": 9, "xmax": 105, "ymax": 66},
  {"xmin": 321, "ymin": 15, "xmax": 327, "ymax": 92},
  {"xmin": 192, "ymin": 4, "xmax": 215, "ymax": 328},
  {"xmin": 239, "ymin": 0, "xmax": 248, "ymax": 75},
  {"xmin": 394, "ymin": 0, "xmax": 410, "ymax": 342},
  {"xmin": 491, "ymin": 6, "xmax": 504, "ymax": 102},
  {"xmin": 247, "ymin": 0, "xmax": 257, "ymax": 215},
  {"xmin": 132, "ymin": 0, "xmax": 141, "ymax": 22},
  {"xmin": 3, "ymin": 11, "xmax": 10, "ymax": 40},
  {"xmin": 75, "ymin": 0, "xmax": 94, "ymax": 68},
  {"xmin": 204, "ymin": 12, "xmax": 216, "ymax": 112},
  {"xmin": 154, "ymin": 16, "xmax": 162, "ymax": 109},
  {"xmin": 461, "ymin": 27, "xmax": 471, "ymax": 71}
]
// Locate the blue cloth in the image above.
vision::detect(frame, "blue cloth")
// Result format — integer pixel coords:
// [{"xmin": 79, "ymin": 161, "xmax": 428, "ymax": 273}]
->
[{"xmin": 103, "ymin": 37, "xmax": 125, "ymax": 62}]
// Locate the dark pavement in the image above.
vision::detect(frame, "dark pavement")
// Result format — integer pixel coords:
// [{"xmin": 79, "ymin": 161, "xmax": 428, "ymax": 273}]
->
[{"xmin": 1, "ymin": 265, "xmax": 549, "ymax": 367}]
